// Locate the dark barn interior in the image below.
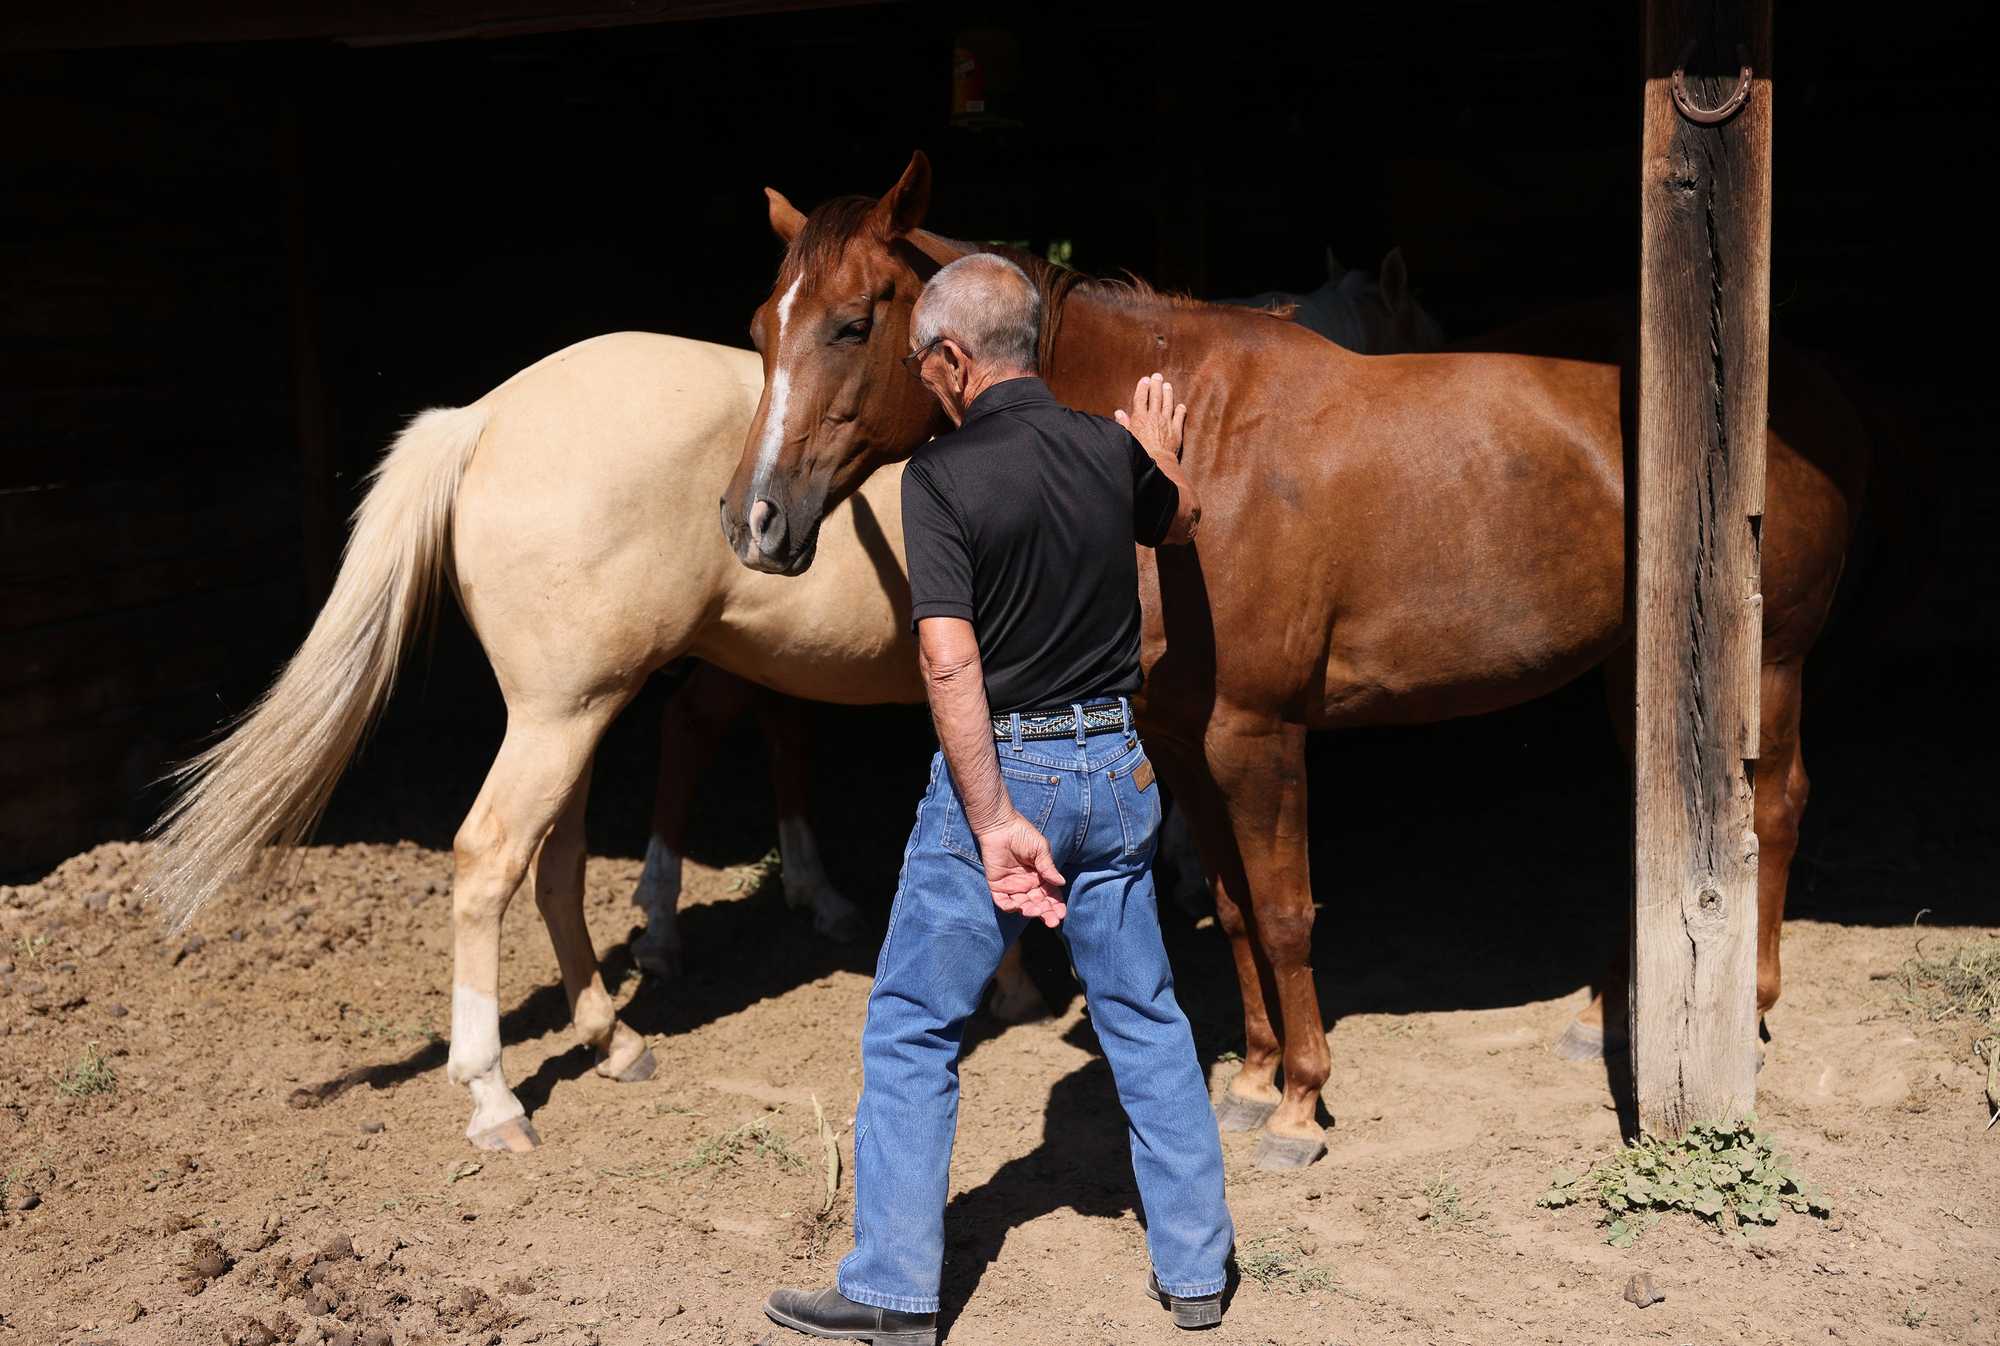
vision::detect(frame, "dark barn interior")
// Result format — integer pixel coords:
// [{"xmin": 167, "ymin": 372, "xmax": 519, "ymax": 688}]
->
[{"xmin": 4, "ymin": 1, "xmax": 1993, "ymax": 1015}]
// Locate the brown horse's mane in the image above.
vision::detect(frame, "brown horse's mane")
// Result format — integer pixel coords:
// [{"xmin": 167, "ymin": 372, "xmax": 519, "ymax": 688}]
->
[
  {"xmin": 777, "ymin": 195, "xmax": 881, "ymax": 289},
  {"xmin": 780, "ymin": 197, "xmax": 1288, "ymax": 374},
  {"xmin": 979, "ymin": 243, "xmax": 1292, "ymax": 377}
]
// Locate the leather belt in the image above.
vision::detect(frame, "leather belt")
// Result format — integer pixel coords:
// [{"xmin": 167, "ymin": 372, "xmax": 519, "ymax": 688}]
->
[{"xmin": 992, "ymin": 702, "xmax": 1130, "ymax": 741}]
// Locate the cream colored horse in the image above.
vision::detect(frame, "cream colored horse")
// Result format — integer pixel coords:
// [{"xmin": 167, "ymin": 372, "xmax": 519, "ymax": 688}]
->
[{"xmin": 146, "ymin": 332, "xmax": 951, "ymax": 1150}]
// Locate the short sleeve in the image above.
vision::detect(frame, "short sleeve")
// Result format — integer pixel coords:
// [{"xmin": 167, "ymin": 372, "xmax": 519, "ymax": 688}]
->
[
  {"xmin": 1127, "ymin": 429, "xmax": 1181, "ymax": 548},
  {"xmin": 901, "ymin": 456, "xmax": 976, "ymax": 629}
]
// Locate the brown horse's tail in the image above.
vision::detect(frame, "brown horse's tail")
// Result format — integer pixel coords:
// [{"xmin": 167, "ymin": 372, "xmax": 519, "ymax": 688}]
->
[{"xmin": 143, "ymin": 405, "xmax": 487, "ymax": 929}]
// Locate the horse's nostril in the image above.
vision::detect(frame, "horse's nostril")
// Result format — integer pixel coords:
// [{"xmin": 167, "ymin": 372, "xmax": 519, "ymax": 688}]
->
[{"xmin": 749, "ymin": 497, "xmax": 786, "ymax": 553}]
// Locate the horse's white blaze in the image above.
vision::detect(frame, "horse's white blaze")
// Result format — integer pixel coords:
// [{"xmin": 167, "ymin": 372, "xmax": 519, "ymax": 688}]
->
[
  {"xmin": 749, "ymin": 276, "xmax": 803, "ymax": 502},
  {"xmin": 776, "ymin": 272, "xmax": 801, "ymax": 333}
]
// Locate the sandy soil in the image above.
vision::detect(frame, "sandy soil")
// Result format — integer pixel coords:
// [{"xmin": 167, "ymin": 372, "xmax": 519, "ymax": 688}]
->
[{"xmin": 2, "ymin": 835, "xmax": 1995, "ymax": 1346}]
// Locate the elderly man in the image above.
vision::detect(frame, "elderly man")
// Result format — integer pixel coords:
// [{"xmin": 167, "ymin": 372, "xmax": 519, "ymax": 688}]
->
[{"xmin": 763, "ymin": 253, "xmax": 1232, "ymax": 1344}]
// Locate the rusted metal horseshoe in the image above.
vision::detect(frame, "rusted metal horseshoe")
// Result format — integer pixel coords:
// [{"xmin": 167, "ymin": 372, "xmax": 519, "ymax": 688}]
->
[{"xmin": 1671, "ymin": 41, "xmax": 1753, "ymax": 125}]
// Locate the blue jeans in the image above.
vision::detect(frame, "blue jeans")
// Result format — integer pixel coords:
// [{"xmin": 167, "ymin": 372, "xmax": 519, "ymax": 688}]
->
[{"xmin": 837, "ymin": 705, "xmax": 1234, "ymax": 1313}]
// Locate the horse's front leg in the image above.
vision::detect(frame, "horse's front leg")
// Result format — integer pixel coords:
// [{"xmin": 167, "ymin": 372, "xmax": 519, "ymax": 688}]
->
[
  {"xmin": 633, "ymin": 663, "xmax": 754, "ymax": 979},
  {"xmin": 755, "ymin": 692, "xmax": 866, "ymax": 942},
  {"xmin": 1155, "ymin": 722, "xmax": 1325, "ymax": 1168},
  {"xmin": 1228, "ymin": 722, "xmax": 1327, "ymax": 1167}
]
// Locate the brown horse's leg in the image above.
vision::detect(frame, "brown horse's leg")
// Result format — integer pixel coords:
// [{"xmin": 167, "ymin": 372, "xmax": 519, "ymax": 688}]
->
[
  {"xmin": 1753, "ymin": 659, "xmax": 1809, "ymax": 1023},
  {"xmin": 633, "ymin": 662, "xmax": 755, "ymax": 978},
  {"xmin": 987, "ymin": 944, "xmax": 1050, "ymax": 1022},
  {"xmin": 1160, "ymin": 749, "xmax": 1281, "ymax": 1130},
  {"xmin": 533, "ymin": 759, "xmax": 655, "ymax": 1084},
  {"xmin": 1556, "ymin": 647, "xmax": 1635, "ymax": 1061},
  {"xmin": 1189, "ymin": 718, "xmax": 1328, "ymax": 1167},
  {"xmin": 753, "ymin": 691, "xmax": 865, "ymax": 940}
]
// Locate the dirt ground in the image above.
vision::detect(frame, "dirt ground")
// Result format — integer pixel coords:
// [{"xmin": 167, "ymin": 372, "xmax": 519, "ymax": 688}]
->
[{"xmin": 3, "ymin": 825, "xmax": 1995, "ymax": 1346}]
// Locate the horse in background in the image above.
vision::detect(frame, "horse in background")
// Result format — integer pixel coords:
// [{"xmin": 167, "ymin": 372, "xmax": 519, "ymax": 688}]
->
[{"xmin": 1221, "ymin": 245, "xmax": 1443, "ymax": 355}]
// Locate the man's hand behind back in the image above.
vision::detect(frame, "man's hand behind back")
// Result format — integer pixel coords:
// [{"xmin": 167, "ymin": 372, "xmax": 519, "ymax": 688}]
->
[{"xmin": 977, "ymin": 814, "xmax": 1068, "ymax": 927}]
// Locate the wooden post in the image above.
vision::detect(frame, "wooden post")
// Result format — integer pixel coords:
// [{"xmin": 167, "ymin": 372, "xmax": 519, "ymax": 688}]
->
[{"xmin": 1632, "ymin": 0, "xmax": 1772, "ymax": 1139}]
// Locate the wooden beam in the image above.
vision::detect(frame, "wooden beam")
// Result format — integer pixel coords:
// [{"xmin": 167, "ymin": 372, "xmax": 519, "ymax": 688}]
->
[
  {"xmin": 0, "ymin": 0, "xmax": 897, "ymax": 54},
  {"xmin": 1632, "ymin": 0, "xmax": 1772, "ymax": 1139}
]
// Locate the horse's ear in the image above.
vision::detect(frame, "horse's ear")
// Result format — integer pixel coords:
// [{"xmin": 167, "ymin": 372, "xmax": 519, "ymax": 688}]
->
[
  {"xmin": 1325, "ymin": 247, "xmax": 1346, "ymax": 284},
  {"xmin": 896, "ymin": 230, "xmax": 969, "ymax": 282},
  {"xmin": 872, "ymin": 150, "xmax": 932, "ymax": 238},
  {"xmin": 1379, "ymin": 247, "xmax": 1409, "ymax": 310},
  {"xmin": 766, "ymin": 187, "xmax": 806, "ymax": 244}
]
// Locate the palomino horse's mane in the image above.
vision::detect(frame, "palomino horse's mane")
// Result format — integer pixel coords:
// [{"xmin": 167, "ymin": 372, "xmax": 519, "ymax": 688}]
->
[{"xmin": 777, "ymin": 197, "xmax": 1287, "ymax": 377}]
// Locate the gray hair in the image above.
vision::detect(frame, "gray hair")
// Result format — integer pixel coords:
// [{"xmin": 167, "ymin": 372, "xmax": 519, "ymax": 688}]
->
[{"xmin": 911, "ymin": 254, "xmax": 1041, "ymax": 373}]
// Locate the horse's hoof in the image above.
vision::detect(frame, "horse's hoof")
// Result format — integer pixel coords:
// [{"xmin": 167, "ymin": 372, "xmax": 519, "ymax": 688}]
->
[
  {"xmin": 634, "ymin": 939, "xmax": 682, "ymax": 981},
  {"xmin": 596, "ymin": 1040, "xmax": 657, "ymax": 1083},
  {"xmin": 468, "ymin": 1117, "xmax": 541, "ymax": 1153},
  {"xmin": 1214, "ymin": 1090, "xmax": 1279, "ymax": 1133},
  {"xmin": 613, "ymin": 1046, "xmax": 658, "ymax": 1084},
  {"xmin": 1252, "ymin": 1130, "xmax": 1327, "ymax": 1171},
  {"xmin": 1551, "ymin": 1020, "xmax": 1606, "ymax": 1062},
  {"xmin": 813, "ymin": 907, "xmax": 869, "ymax": 944}
]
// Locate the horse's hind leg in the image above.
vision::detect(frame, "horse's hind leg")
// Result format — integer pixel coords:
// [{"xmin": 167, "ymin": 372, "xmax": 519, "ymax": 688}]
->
[
  {"xmin": 756, "ymin": 691, "xmax": 865, "ymax": 941},
  {"xmin": 449, "ymin": 710, "xmax": 610, "ymax": 1151},
  {"xmin": 533, "ymin": 758, "xmax": 654, "ymax": 1082},
  {"xmin": 633, "ymin": 663, "xmax": 754, "ymax": 978},
  {"xmin": 1753, "ymin": 658, "xmax": 1809, "ymax": 1025},
  {"xmin": 1557, "ymin": 652, "xmax": 1810, "ymax": 1060}
]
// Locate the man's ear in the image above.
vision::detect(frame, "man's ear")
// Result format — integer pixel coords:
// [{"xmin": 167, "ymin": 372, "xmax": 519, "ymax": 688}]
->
[
  {"xmin": 872, "ymin": 150, "xmax": 932, "ymax": 238},
  {"xmin": 766, "ymin": 187, "xmax": 806, "ymax": 243}
]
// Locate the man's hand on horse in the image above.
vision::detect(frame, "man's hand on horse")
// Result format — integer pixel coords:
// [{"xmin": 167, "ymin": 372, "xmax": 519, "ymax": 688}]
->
[
  {"xmin": 1115, "ymin": 371, "xmax": 1187, "ymax": 461},
  {"xmin": 976, "ymin": 812, "xmax": 1068, "ymax": 927}
]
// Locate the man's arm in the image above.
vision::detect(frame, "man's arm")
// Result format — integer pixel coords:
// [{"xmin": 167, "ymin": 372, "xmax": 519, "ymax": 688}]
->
[
  {"xmin": 916, "ymin": 617, "xmax": 1067, "ymax": 925},
  {"xmin": 1116, "ymin": 372, "xmax": 1201, "ymax": 544}
]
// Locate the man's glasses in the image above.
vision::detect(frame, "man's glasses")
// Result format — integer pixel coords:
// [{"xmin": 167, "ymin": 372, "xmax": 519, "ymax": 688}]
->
[{"xmin": 900, "ymin": 336, "xmax": 944, "ymax": 380}]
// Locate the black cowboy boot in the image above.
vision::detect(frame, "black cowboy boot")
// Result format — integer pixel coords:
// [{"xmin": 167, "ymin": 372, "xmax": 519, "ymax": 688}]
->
[
  {"xmin": 1149, "ymin": 1272, "xmax": 1224, "ymax": 1329},
  {"xmin": 763, "ymin": 1286, "xmax": 937, "ymax": 1345}
]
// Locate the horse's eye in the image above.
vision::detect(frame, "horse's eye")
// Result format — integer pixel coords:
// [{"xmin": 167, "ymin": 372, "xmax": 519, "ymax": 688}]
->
[{"xmin": 837, "ymin": 317, "xmax": 871, "ymax": 343}]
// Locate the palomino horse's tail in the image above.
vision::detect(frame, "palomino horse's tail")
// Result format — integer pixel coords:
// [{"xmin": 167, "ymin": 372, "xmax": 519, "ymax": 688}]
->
[{"xmin": 145, "ymin": 405, "xmax": 487, "ymax": 929}]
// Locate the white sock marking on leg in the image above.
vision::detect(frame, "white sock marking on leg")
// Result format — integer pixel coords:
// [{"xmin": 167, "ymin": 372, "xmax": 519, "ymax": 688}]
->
[{"xmin": 449, "ymin": 984, "xmax": 501, "ymax": 1082}]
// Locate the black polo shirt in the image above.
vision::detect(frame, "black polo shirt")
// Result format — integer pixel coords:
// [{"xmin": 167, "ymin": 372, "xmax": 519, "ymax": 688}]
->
[{"xmin": 902, "ymin": 375, "xmax": 1180, "ymax": 717}]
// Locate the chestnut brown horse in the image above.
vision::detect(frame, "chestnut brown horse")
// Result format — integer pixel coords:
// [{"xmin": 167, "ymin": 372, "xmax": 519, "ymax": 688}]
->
[{"xmin": 718, "ymin": 153, "xmax": 1865, "ymax": 1169}]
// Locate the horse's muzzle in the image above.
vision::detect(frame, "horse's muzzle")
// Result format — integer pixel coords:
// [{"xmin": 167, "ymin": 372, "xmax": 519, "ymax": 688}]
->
[{"xmin": 721, "ymin": 494, "xmax": 816, "ymax": 575}]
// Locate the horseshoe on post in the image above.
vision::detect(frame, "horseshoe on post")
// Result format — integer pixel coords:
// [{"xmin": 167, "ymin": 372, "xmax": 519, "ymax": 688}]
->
[{"xmin": 1670, "ymin": 41, "xmax": 1753, "ymax": 125}]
